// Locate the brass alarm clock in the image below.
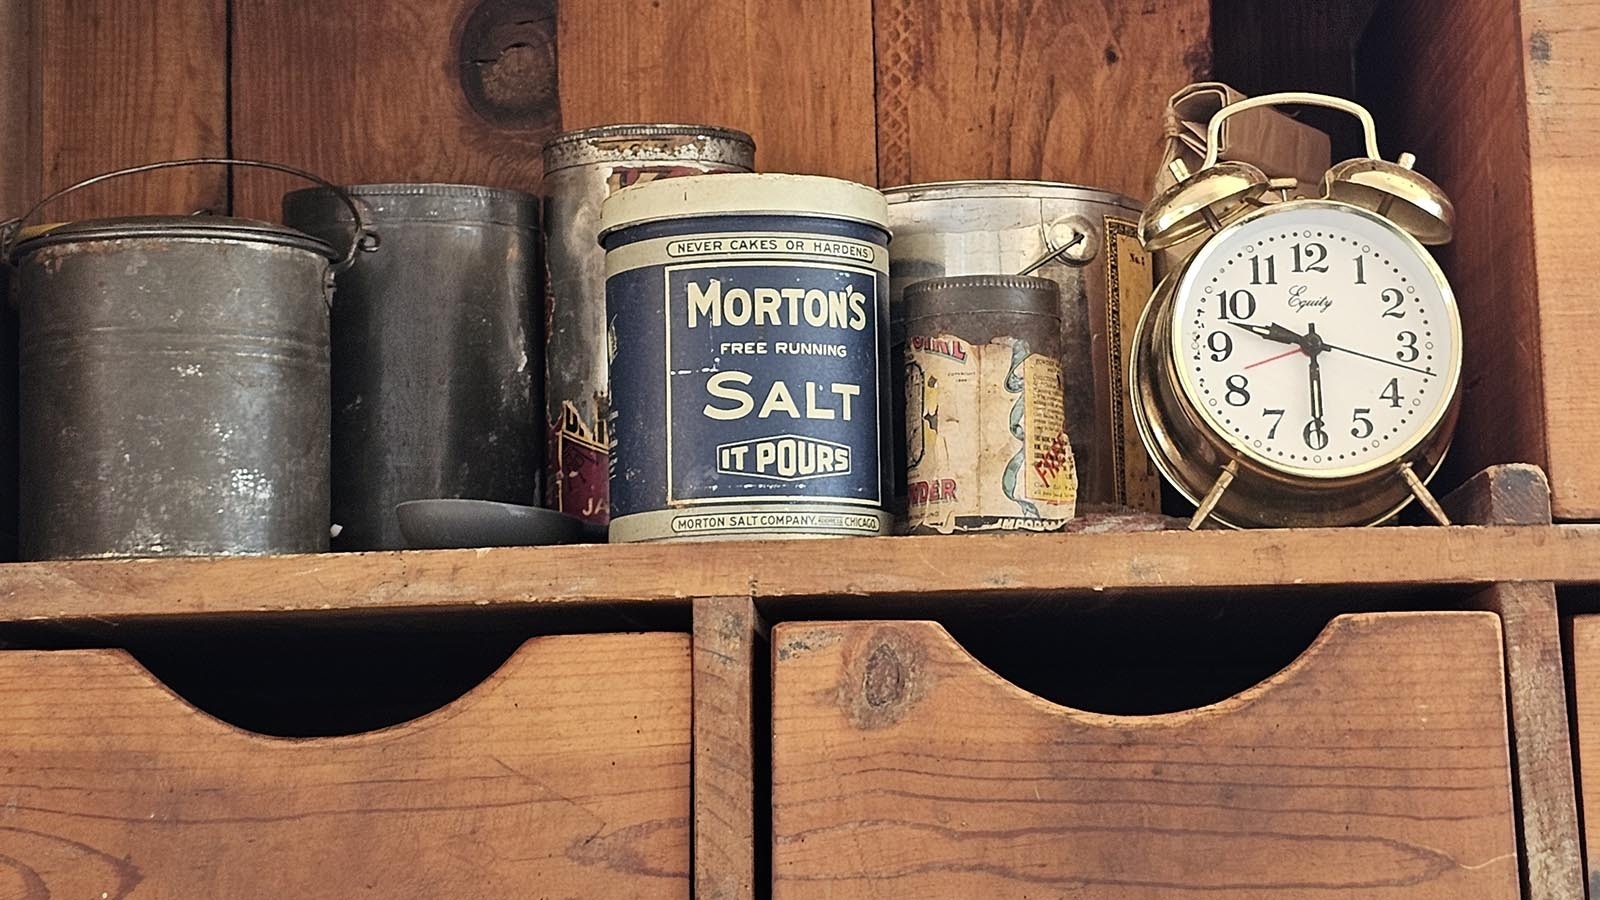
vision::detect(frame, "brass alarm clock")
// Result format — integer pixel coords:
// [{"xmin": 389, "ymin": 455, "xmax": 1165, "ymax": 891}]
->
[{"xmin": 1130, "ymin": 92, "xmax": 1461, "ymax": 529}]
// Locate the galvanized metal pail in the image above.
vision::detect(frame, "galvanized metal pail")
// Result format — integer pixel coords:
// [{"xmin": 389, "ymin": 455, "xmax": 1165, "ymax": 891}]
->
[
  {"xmin": 3, "ymin": 159, "xmax": 375, "ymax": 560},
  {"xmin": 884, "ymin": 181, "xmax": 1157, "ymax": 512},
  {"xmin": 541, "ymin": 123, "xmax": 754, "ymax": 525},
  {"xmin": 284, "ymin": 184, "xmax": 540, "ymax": 551}
]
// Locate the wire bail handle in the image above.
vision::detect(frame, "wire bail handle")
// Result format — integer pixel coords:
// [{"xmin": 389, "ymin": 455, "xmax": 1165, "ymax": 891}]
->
[
  {"xmin": 1202, "ymin": 91, "xmax": 1382, "ymax": 171},
  {"xmin": 0, "ymin": 158, "xmax": 381, "ymax": 271}
]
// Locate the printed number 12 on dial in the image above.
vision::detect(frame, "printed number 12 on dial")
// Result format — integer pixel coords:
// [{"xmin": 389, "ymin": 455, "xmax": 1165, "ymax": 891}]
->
[{"xmin": 1174, "ymin": 203, "xmax": 1460, "ymax": 478}]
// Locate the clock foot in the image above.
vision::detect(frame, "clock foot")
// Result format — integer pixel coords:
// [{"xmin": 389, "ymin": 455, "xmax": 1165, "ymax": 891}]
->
[
  {"xmin": 1399, "ymin": 462, "xmax": 1453, "ymax": 526},
  {"xmin": 1188, "ymin": 459, "xmax": 1240, "ymax": 530}
]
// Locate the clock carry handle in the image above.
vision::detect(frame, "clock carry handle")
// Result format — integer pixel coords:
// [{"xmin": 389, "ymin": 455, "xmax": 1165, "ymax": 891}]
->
[{"xmin": 1202, "ymin": 92, "xmax": 1382, "ymax": 169}]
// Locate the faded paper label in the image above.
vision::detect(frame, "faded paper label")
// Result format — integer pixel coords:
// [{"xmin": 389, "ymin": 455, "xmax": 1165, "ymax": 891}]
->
[{"xmin": 906, "ymin": 333, "xmax": 1077, "ymax": 533}]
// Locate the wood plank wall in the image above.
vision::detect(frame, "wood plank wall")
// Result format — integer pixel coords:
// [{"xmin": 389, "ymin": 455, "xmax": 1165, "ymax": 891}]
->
[{"xmin": 23, "ymin": 0, "xmax": 1209, "ymax": 220}]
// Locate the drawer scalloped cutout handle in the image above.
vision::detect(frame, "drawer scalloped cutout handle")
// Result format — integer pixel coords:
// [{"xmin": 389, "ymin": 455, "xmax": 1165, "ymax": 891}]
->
[
  {"xmin": 0, "ymin": 633, "xmax": 692, "ymax": 899},
  {"xmin": 773, "ymin": 612, "xmax": 1520, "ymax": 899}
]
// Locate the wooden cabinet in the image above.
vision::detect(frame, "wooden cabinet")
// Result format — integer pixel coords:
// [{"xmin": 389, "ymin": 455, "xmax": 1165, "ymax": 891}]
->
[{"xmin": 2, "ymin": 0, "xmax": 1600, "ymax": 897}]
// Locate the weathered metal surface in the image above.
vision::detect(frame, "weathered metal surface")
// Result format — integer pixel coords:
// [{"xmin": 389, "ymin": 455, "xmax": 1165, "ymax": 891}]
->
[
  {"xmin": 541, "ymin": 124, "xmax": 753, "ymax": 524},
  {"xmin": 599, "ymin": 173, "xmax": 890, "ymax": 542},
  {"xmin": 884, "ymin": 181, "xmax": 1156, "ymax": 511},
  {"xmin": 15, "ymin": 218, "xmax": 334, "ymax": 559},
  {"xmin": 285, "ymin": 184, "xmax": 540, "ymax": 551},
  {"xmin": 902, "ymin": 275, "xmax": 1076, "ymax": 533}
]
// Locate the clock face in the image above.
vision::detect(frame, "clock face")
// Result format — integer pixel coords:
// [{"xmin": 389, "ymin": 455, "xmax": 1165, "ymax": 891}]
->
[{"xmin": 1171, "ymin": 200, "xmax": 1460, "ymax": 478}]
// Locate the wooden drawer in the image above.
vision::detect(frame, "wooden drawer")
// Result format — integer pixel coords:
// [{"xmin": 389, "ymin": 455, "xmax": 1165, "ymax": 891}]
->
[
  {"xmin": 0, "ymin": 631, "xmax": 691, "ymax": 898},
  {"xmin": 772, "ymin": 612, "xmax": 1520, "ymax": 899},
  {"xmin": 1564, "ymin": 614, "xmax": 1600, "ymax": 892}
]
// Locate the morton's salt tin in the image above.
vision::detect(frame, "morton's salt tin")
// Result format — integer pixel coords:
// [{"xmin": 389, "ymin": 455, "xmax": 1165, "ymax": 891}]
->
[
  {"xmin": 542, "ymin": 124, "xmax": 755, "ymax": 525},
  {"xmin": 903, "ymin": 276, "xmax": 1077, "ymax": 534},
  {"xmin": 599, "ymin": 173, "xmax": 892, "ymax": 542}
]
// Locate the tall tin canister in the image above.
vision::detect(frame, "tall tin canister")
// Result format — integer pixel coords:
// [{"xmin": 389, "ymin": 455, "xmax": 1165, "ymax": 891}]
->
[
  {"xmin": 541, "ymin": 124, "xmax": 754, "ymax": 525},
  {"xmin": 902, "ymin": 276, "xmax": 1077, "ymax": 534},
  {"xmin": 884, "ymin": 181, "xmax": 1157, "ymax": 512},
  {"xmin": 285, "ymin": 184, "xmax": 540, "ymax": 551},
  {"xmin": 5, "ymin": 160, "xmax": 360, "ymax": 560},
  {"xmin": 599, "ymin": 173, "xmax": 891, "ymax": 542}
]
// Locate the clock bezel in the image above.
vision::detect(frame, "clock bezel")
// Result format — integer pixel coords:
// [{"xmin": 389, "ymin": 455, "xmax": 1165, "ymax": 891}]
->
[{"xmin": 1166, "ymin": 199, "xmax": 1462, "ymax": 481}]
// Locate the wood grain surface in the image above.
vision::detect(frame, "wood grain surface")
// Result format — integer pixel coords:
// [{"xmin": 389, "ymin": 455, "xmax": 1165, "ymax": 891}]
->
[
  {"xmin": 0, "ymin": 0, "xmax": 40, "ymax": 219},
  {"xmin": 1566, "ymin": 615, "xmax": 1600, "ymax": 897},
  {"xmin": 1446, "ymin": 466, "xmax": 1584, "ymax": 900},
  {"xmin": 0, "ymin": 526, "xmax": 1595, "ymax": 633},
  {"xmin": 38, "ymin": 0, "xmax": 227, "ymax": 219},
  {"xmin": 0, "ymin": 632, "xmax": 691, "ymax": 898},
  {"xmin": 772, "ymin": 613, "xmax": 1519, "ymax": 899},
  {"xmin": 1359, "ymin": 1, "xmax": 1549, "ymax": 513},
  {"xmin": 693, "ymin": 596, "xmax": 767, "ymax": 900},
  {"xmin": 230, "ymin": 0, "xmax": 556, "ymax": 221},
  {"xmin": 557, "ymin": 0, "xmax": 876, "ymax": 183},
  {"xmin": 1517, "ymin": 0, "xmax": 1600, "ymax": 519},
  {"xmin": 873, "ymin": 0, "xmax": 1209, "ymax": 194}
]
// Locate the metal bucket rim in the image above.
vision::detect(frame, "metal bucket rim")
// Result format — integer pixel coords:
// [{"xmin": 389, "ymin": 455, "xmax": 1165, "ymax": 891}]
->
[
  {"xmin": 13, "ymin": 215, "xmax": 337, "ymax": 261},
  {"xmin": 283, "ymin": 183, "xmax": 539, "ymax": 226},
  {"xmin": 883, "ymin": 179, "xmax": 1143, "ymax": 210}
]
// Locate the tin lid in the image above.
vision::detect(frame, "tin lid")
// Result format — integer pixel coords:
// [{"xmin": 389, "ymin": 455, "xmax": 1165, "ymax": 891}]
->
[
  {"xmin": 283, "ymin": 183, "xmax": 537, "ymax": 228},
  {"xmin": 598, "ymin": 172, "xmax": 889, "ymax": 237},
  {"xmin": 13, "ymin": 215, "xmax": 337, "ymax": 259},
  {"xmin": 542, "ymin": 123, "xmax": 756, "ymax": 172},
  {"xmin": 882, "ymin": 179, "xmax": 1143, "ymax": 213},
  {"xmin": 902, "ymin": 275, "xmax": 1062, "ymax": 320}
]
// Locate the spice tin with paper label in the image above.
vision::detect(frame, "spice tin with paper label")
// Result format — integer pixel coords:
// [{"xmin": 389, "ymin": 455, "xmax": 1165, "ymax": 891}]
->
[{"xmin": 903, "ymin": 275, "xmax": 1078, "ymax": 534}]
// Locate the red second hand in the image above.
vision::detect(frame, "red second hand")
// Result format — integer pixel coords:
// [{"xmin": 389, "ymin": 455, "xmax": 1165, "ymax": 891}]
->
[{"xmin": 1244, "ymin": 347, "xmax": 1305, "ymax": 369}]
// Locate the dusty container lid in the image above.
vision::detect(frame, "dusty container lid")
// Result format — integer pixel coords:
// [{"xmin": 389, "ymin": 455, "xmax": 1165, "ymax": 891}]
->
[
  {"xmin": 598, "ymin": 172, "xmax": 889, "ymax": 239},
  {"xmin": 902, "ymin": 274, "xmax": 1062, "ymax": 320},
  {"xmin": 542, "ymin": 123, "xmax": 755, "ymax": 172},
  {"xmin": 283, "ymin": 183, "xmax": 538, "ymax": 228},
  {"xmin": 13, "ymin": 215, "xmax": 337, "ymax": 260},
  {"xmin": 883, "ymin": 179, "xmax": 1143, "ymax": 213}
]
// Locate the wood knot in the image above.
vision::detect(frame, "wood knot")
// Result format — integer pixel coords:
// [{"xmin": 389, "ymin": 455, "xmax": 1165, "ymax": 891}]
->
[
  {"xmin": 457, "ymin": 0, "xmax": 559, "ymax": 130},
  {"xmin": 840, "ymin": 628, "xmax": 923, "ymax": 729},
  {"xmin": 863, "ymin": 642, "xmax": 905, "ymax": 707}
]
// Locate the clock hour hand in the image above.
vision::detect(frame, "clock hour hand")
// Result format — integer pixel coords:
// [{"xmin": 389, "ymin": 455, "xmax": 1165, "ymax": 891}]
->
[{"xmin": 1226, "ymin": 320, "xmax": 1309, "ymax": 348}]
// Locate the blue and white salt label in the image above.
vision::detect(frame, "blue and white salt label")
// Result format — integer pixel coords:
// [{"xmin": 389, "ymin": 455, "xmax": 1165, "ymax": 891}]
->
[
  {"xmin": 667, "ymin": 262, "xmax": 881, "ymax": 506},
  {"xmin": 604, "ymin": 224, "xmax": 891, "ymax": 541}
]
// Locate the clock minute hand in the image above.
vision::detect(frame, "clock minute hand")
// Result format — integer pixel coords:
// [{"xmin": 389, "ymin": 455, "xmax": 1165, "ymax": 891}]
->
[{"xmin": 1320, "ymin": 340, "xmax": 1436, "ymax": 377}]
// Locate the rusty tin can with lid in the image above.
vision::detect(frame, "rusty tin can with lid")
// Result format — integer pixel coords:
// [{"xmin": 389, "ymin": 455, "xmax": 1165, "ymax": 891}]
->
[
  {"xmin": 541, "ymin": 124, "xmax": 755, "ymax": 525},
  {"xmin": 902, "ymin": 275, "xmax": 1078, "ymax": 534},
  {"xmin": 285, "ymin": 183, "xmax": 540, "ymax": 551}
]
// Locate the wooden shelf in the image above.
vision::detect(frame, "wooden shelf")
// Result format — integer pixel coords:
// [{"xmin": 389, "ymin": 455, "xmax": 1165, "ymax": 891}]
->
[{"xmin": 0, "ymin": 524, "xmax": 1594, "ymax": 629}]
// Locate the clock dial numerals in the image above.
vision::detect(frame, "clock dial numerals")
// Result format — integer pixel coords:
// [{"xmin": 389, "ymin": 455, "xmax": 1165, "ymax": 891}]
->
[
  {"xmin": 1292, "ymin": 242, "xmax": 1329, "ymax": 273},
  {"xmin": 1250, "ymin": 255, "xmax": 1277, "ymax": 285},
  {"xmin": 1380, "ymin": 378, "xmax": 1404, "ymax": 408},
  {"xmin": 1208, "ymin": 330, "xmax": 1233, "ymax": 361},
  {"xmin": 1381, "ymin": 287, "xmax": 1405, "ymax": 318},
  {"xmin": 1174, "ymin": 207, "xmax": 1456, "ymax": 474},
  {"xmin": 1351, "ymin": 408, "xmax": 1374, "ymax": 439},
  {"xmin": 1217, "ymin": 289, "xmax": 1257, "ymax": 320}
]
